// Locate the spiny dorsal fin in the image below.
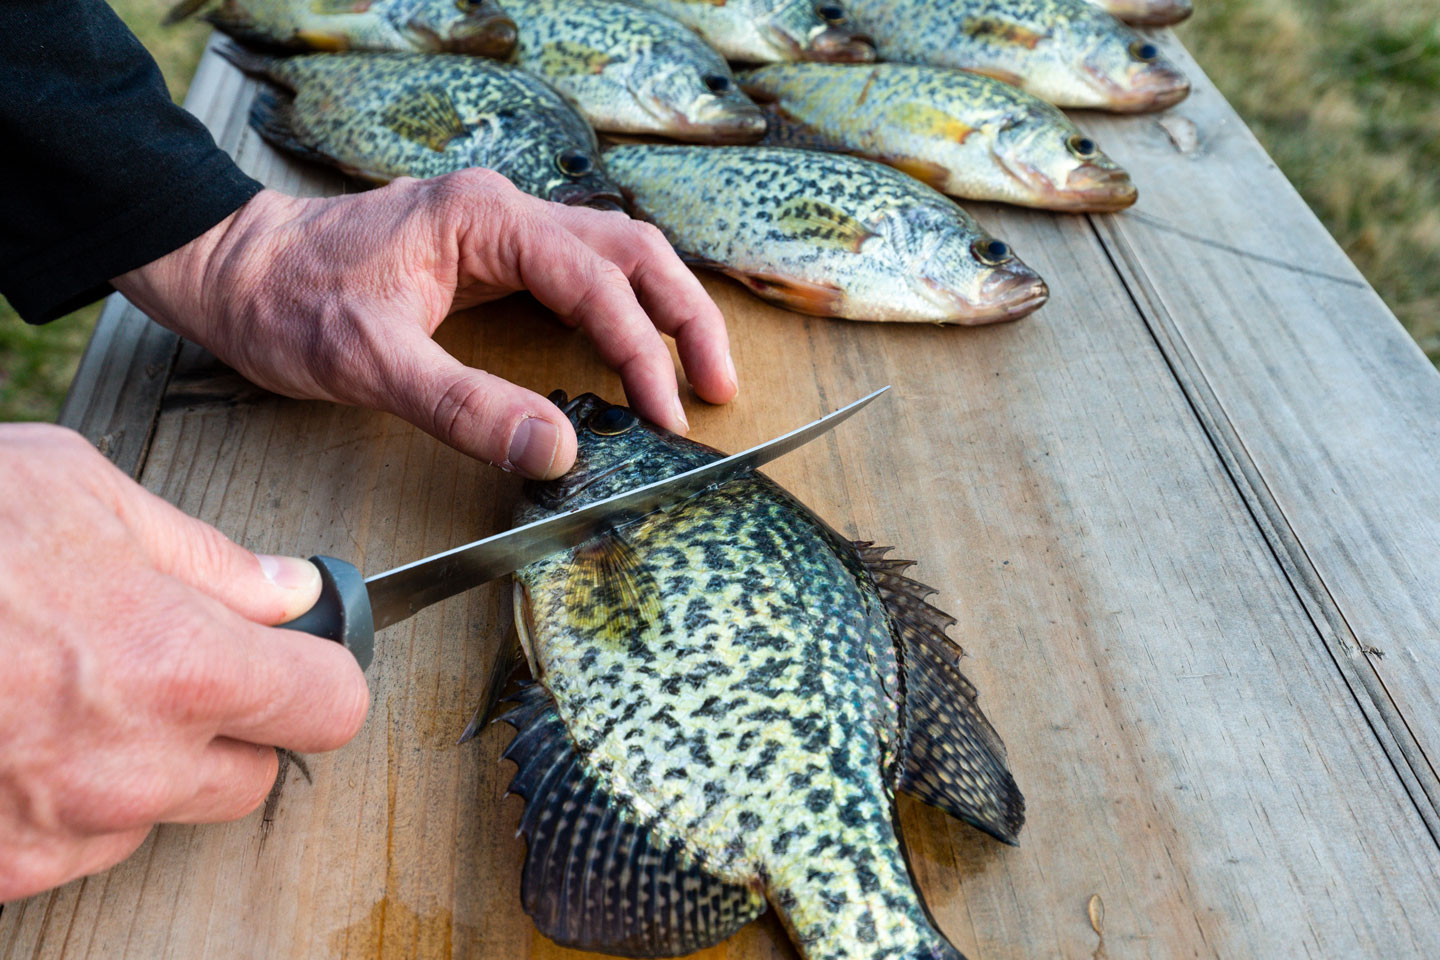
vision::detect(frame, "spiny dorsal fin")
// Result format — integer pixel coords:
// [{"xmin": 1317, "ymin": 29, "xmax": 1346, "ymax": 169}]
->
[
  {"xmin": 499, "ymin": 684, "xmax": 768, "ymax": 954},
  {"xmin": 856, "ymin": 542, "xmax": 1026, "ymax": 845},
  {"xmin": 380, "ymin": 88, "xmax": 470, "ymax": 152}
]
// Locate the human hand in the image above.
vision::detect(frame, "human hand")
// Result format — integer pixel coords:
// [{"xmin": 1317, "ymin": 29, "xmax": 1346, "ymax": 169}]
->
[
  {"xmin": 113, "ymin": 172, "xmax": 739, "ymax": 479},
  {"xmin": 0, "ymin": 425, "xmax": 369, "ymax": 901}
]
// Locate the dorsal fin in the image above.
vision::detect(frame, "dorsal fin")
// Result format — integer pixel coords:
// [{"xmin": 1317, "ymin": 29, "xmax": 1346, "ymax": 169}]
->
[
  {"xmin": 856, "ymin": 543, "xmax": 1026, "ymax": 844},
  {"xmin": 499, "ymin": 684, "xmax": 768, "ymax": 954}
]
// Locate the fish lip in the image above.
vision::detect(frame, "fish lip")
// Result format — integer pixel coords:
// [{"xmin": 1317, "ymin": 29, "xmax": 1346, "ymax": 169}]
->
[
  {"xmin": 969, "ymin": 267, "xmax": 1049, "ymax": 323},
  {"xmin": 550, "ymin": 183, "xmax": 626, "ymax": 209},
  {"xmin": 801, "ymin": 28, "xmax": 876, "ymax": 62},
  {"xmin": 1120, "ymin": 0, "xmax": 1193, "ymax": 26},
  {"xmin": 443, "ymin": 18, "xmax": 518, "ymax": 58},
  {"xmin": 1054, "ymin": 162, "xmax": 1137, "ymax": 211},
  {"xmin": 1097, "ymin": 61, "xmax": 1191, "ymax": 112},
  {"xmin": 664, "ymin": 108, "xmax": 768, "ymax": 145}
]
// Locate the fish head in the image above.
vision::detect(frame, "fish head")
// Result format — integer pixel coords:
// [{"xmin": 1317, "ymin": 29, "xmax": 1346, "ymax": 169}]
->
[
  {"xmin": 390, "ymin": 0, "xmax": 518, "ymax": 57},
  {"xmin": 990, "ymin": 112, "xmax": 1136, "ymax": 211},
  {"xmin": 628, "ymin": 56, "xmax": 767, "ymax": 143},
  {"xmin": 756, "ymin": 0, "xmax": 875, "ymax": 62},
  {"xmin": 1079, "ymin": 30, "xmax": 1190, "ymax": 112},
  {"xmin": 473, "ymin": 106, "xmax": 624, "ymax": 208},
  {"xmin": 873, "ymin": 201, "xmax": 1047, "ymax": 323},
  {"xmin": 518, "ymin": 392, "xmax": 719, "ymax": 519}
]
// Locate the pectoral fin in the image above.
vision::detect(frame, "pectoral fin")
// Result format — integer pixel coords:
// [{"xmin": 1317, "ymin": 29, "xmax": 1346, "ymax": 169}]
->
[
  {"xmin": 775, "ymin": 197, "xmax": 875, "ymax": 252},
  {"xmin": 564, "ymin": 533, "xmax": 664, "ymax": 653},
  {"xmin": 381, "ymin": 87, "xmax": 470, "ymax": 152}
]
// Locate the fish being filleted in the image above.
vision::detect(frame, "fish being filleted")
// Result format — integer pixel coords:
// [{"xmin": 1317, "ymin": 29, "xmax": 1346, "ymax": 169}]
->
[
  {"xmin": 844, "ymin": 0, "xmax": 1189, "ymax": 112},
  {"xmin": 741, "ymin": 62, "xmax": 1136, "ymax": 211},
  {"xmin": 165, "ymin": 0, "xmax": 517, "ymax": 58},
  {"xmin": 1082, "ymin": 0, "xmax": 1192, "ymax": 27},
  {"xmin": 623, "ymin": 0, "xmax": 874, "ymax": 63},
  {"xmin": 604, "ymin": 144, "xmax": 1047, "ymax": 323},
  {"xmin": 505, "ymin": 0, "xmax": 765, "ymax": 143},
  {"xmin": 220, "ymin": 49, "xmax": 621, "ymax": 206},
  {"xmin": 485, "ymin": 391, "xmax": 1024, "ymax": 959}
]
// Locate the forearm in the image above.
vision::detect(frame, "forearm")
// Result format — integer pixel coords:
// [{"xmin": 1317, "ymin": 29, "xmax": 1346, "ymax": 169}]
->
[{"xmin": 0, "ymin": 0, "xmax": 261, "ymax": 323}]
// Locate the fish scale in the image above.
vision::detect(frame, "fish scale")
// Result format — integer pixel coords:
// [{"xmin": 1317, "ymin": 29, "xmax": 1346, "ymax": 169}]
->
[{"xmin": 493, "ymin": 393, "xmax": 1024, "ymax": 959}]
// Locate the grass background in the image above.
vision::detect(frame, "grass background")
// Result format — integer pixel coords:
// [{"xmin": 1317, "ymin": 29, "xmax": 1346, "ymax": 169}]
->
[{"xmin": 1, "ymin": 0, "xmax": 1436, "ymax": 421}]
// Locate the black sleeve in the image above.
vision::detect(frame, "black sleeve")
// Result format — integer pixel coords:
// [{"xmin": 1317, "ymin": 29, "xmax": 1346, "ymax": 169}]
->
[{"xmin": 0, "ymin": 0, "xmax": 263, "ymax": 324}]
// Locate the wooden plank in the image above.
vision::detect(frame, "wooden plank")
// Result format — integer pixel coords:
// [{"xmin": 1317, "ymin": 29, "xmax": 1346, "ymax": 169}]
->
[
  {"xmin": 8, "ymin": 32, "xmax": 1440, "ymax": 960},
  {"xmin": 1079, "ymin": 32, "xmax": 1440, "ymax": 829}
]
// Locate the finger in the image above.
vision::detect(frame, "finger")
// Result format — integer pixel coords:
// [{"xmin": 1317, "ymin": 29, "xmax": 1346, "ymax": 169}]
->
[
  {"xmin": 0, "ymin": 828, "xmax": 148, "ymax": 902},
  {"xmin": 548, "ymin": 206, "xmax": 737, "ymax": 405},
  {"xmin": 488, "ymin": 211, "xmax": 688, "ymax": 433},
  {"xmin": 161, "ymin": 738, "xmax": 279, "ymax": 824},
  {"xmin": 374, "ymin": 328, "xmax": 578, "ymax": 478},
  {"xmin": 106, "ymin": 476, "xmax": 321, "ymax": 626}
]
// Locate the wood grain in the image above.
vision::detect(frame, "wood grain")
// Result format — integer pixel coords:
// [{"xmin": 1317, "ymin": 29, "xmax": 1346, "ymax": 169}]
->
[{"xmin": 8, "ymin": 30, "xmax": 1440, "ymax": 960}]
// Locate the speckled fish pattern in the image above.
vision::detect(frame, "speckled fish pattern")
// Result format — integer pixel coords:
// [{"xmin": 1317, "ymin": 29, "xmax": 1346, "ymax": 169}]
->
[
  {"xmin": 623, "ymin": 0, "xmax": 874, "ymax": 63},
  {"xmin": 225, "ymin": 51, "xmax": 620, "ymax": 204},
  {"xmin": 741, "ymin": 62, "xmax": 1136, "ymax": 210},
  {"xmin": 603, "ymin": 144, "xmax": 1048, "ymax": 323},
  {"xmin": 505, "ymin": 0, "xmax": 765, "ymax": 141},
  {"xmin": 497, "ymin": 393, "xmax": 1024, "ymax": 959},
  {"xmin": 167, "ymin": 0, "xmax": 516, "ymax": 56},
  {"xmin": 843, "ymin": 0, "xmax": 1190, "ymax": 111}
]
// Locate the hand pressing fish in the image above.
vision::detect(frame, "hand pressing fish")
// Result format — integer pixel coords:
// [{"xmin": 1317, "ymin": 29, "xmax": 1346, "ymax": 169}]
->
[
  {"xmin": 605, "ymin": 145, "xmax": 1047, "ymax": 323},
  {"xmin": 491, "ymin": 391, "xmax": 1024, "ymax": 959},
  {"xmin": 505, "ymin": 0, "xmax": 765, "ymax": 143},
  {"xmin": 221, "ymin": 50, "xmax": 621, "ymax": 206},
  {"xmin": 742, "ymin": 63, "xmax": 1136, "ymax": 211},
  {"xmin": 845, "ymin": 0, "xmax": 1189, "ymax": 112},
  {"xmin": 624, "ymin": 0, "xmax": 874, "ymax": 63},
  {"xmin": 166, "ymin": 0, "xmax": 517, "ymax": 58},
  {"xmin": 1083, "ymin": 0, "xmax": 1192, "ymax": 27}
]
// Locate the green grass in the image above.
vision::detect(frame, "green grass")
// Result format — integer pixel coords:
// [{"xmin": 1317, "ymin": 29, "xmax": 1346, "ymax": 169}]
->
[{"xmin": 1, "ymin": 0, "xmax": 1436, "ymax": 422}]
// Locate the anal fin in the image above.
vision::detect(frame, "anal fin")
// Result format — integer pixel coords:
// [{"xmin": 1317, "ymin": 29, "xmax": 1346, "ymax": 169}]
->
[
  {"xmin": 857, "ymin": 542, "xmax": 1026, "ymax": 844},
  {"xmin": 499, "ymin": 684, "xmax": 768, "ymax": 955}
]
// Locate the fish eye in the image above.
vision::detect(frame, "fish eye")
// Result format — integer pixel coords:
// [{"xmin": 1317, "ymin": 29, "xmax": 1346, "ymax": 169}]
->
[
  {"xmin": 1066, "ymin": 133, "xmax": 1098, "ymax": 158},
  {"xmin": 1129, "ymin": 40, "xmax": 1160, "ymax": 62},
  {"xmin": 588, "ymin": 406, "xmax": 638, "ymax": 436},
  {"xmin": 455, "ymin": 0, "xmax": 479, "ymax": 9},
  {"xmin": 703, "ymin": 74, "xmax": 733, "ymax": 94},
  {"xmin": 815, "ymin": 2, "xmax": 848, "ymax": 24},
  {"xmin": 971, "ymin": 237, "xmax": 1013, "ymax": 266},
  {"xmin": 555, "ymin": 149, "xmax": 594, "ymax": 178}
]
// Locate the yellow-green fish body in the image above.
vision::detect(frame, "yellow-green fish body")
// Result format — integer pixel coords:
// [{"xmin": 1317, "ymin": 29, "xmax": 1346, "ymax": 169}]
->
[
  {"xmin": 605, "ymin": 144, "xmax": 1047, "ymax": 323},
  {"xmin": 506, "ymin": 0, "xmax": 765, "ymax": 142},
  {"xmin": 845, "ymin": 0, "xmax": 1189, "ymax": 112},
  {"xmin": 624, "ymin": 0, "xmax": 874, "ymax": 62},
  {"xmin": 497, "ymin": 393, "xmax": 1024, "ymax": 959},
  {"xmin": 167, "ymin": 0, "xmax": 516, "ymax": 57},
  {"xmin": 742, "ymin": 62, "xmax": 1136, "ymax": 211},
  {"xmin": 223, "ymin": 50, "xmax": 621, "ymax": 205},
  {"xmin": 1084, "ymin": 0, "xmax": 1192, "ymax": 26}
]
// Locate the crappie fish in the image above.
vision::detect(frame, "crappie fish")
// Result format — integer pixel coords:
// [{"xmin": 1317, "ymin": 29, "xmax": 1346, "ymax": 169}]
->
[
  {"xmin": 495, "ymin": 391, "xmax": 1024, "ymax": 959},
  {"xmin": 624, "ymin": 0, "xmax": 874, "ymax": 63},
  {"xmin": 506, "ymin": 0, "xmax": 765, "ymax": 142},
  {"xmin": 165, "ymin": 0, "xmax": 516, "ymax": 58},
  {"xmin": 221, "ymin": 50, "xmax": 621, "ymax": 206},
  {"xmin": 1083, "ymin": 0, "xmax": 1192, "ymax": 26},
  {"xmin": 845, "ymin": 0, "xmax": 1190, "ymax": 112},
  {"xmin": 742, "ymin": 63, "xmax": 1136, "ymax": 211},
  {"xmin": 605, "ymin": 144, "xmax": 1047, "ymax": 323}
]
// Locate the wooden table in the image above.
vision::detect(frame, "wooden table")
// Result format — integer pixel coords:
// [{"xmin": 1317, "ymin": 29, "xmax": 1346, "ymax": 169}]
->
[{"xmin": 5, "ymin": 27, "xmax": 1440, "ymax": 960}]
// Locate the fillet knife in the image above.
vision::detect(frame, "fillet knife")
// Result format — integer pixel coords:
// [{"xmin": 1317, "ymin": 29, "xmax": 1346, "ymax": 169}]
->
[{"xmin": 281, "ymin": 385, "xmax": 889, "ymax": 670}]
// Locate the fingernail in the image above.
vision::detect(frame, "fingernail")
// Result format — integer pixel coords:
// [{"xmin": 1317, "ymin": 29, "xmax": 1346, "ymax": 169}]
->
[
  {"xmin": 258, "ymin": 554, "xmax": 322, "ymax": 594},
  {"xmin": 724, "ymin": 350, "xmax": 738, "ymax": 392},
  {"xmin": 509, "ymin": 417, "xmax": 561, "ymax": 478}
]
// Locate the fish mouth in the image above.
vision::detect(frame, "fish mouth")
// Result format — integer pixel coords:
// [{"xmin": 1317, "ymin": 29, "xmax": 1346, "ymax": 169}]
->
[
  {"xmin": 969, "ymin": 265, "xmax": 1049, "ymax": 324},
  {"xmin": 666, "ymin": 106, "xmax": 768, "ymax": 145},
  {"xmin": 1111, "ymin": 61, "xmax": 1191, "ymax": 112},
  {"xmin": 1056, "ymin": 161, "xmax": 1137, "ymax": 211},
  {"xmin": 442, "ymin": 15, "xmax": 518, "ymax": 58},
  {"xmin": 550, "ymin": 182, "xmax": 626, "ymax": 209},
  {"xmin": 802, "ymin": 28, "xmax": 876, "ymax": 62},
  {"xmin": 1115, "ymin": 0, "xmax": 1193, "ymax": 26}
]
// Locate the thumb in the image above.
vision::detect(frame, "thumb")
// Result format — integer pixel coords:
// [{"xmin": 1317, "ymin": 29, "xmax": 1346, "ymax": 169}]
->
[
  {"xmin": 117, "ymin": 482, "xmax": 322, "ymax": 626},
  {"xmin": 377, "ymin": 329, "xmax": 578, "ymax": 478}
]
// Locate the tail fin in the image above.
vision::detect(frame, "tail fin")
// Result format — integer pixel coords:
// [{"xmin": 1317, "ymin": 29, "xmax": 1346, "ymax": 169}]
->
[
  {"xmin": 162, "ymin": 0, "xmax": 210, "ymax": 25},
  {"xmin": 215, "ymin": 41, "xmax": 278, "ymax": 81}
]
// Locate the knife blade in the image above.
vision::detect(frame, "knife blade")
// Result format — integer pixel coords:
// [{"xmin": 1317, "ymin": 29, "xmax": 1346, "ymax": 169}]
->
[{"xmin": 281, "ymin": 385, "xmax": 889, "ymax": 669}]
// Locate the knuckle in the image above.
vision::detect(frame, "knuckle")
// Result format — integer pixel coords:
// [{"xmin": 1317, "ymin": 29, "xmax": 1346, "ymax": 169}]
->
[
  {"xmin": 227, "ymin": 748, "xmax": 279, "ymax": 821},
  {"xmin": 632, "ymin": 220, "xmax": 672, "ymax": 253},
  {"xmin": 428, "ymin": 374, "xmax": 505, "ymax": 452}
]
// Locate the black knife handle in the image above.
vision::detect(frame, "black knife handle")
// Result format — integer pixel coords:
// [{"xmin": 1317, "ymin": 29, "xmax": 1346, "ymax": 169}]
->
[{"xmin": 280, "ymin": 556, "xmax": 374, "ymax": 671}]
